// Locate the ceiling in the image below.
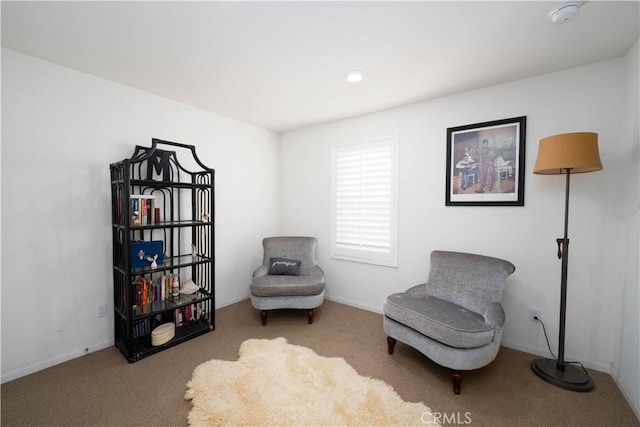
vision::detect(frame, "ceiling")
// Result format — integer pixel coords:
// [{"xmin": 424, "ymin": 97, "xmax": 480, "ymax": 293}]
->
[{"xmin": 2, "ymin": 1, "xmax": 639, "ymax": 133}]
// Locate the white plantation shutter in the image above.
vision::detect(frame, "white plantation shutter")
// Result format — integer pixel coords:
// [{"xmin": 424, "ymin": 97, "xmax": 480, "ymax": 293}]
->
[{"xmin": 331, "ymin": 137, "xmax": 398, "ymax": 267}]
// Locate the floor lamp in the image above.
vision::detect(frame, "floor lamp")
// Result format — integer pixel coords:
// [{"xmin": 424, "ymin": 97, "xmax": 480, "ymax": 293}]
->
[{"xmin": 531, "ymin": 132, "xmax": 602, "ymax": 392}]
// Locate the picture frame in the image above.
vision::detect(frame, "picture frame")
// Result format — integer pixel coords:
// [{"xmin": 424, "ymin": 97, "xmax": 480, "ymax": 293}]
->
[{"xmin": 445, "ymin": 116, "xmax": 526, "ymax": 206}]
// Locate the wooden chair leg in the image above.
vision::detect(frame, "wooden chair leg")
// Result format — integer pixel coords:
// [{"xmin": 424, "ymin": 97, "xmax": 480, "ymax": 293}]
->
[
  {"xmin": 260, "ymin": 310, "xmax": 268, "ymax": 326},
  {"xmin": 451, "ymin": 371, "xmax": 463, "ymax": 395},
  {"xmin": 387, "ymin": 336, "xmax": 397, "ymax": 354},
  {"xmin": 307, "ymin": 309, "xmax": 314, "ymax": 324}
]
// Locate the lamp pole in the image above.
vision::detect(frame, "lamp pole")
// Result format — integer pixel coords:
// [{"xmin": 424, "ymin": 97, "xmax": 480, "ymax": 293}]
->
[
  {"xmin": 556, "ymin": 168, "xmax": 571, "ymax": 370},
  {"xmin": 531, "ymin": 167, "xmax": 593, "ymax": 391}
]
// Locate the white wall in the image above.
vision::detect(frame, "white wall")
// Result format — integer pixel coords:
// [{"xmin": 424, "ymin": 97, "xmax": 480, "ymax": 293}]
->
[
  {"xmin": 0, "ymin": 48, "xmax": 280, "ymax": 382},
  {"xmin": 280, "ymin": 58, "xmax": 635, "ymax": 379},
  {"xmin": 612, "ymin": 39, "xmax": 640, "ymax": 418}
]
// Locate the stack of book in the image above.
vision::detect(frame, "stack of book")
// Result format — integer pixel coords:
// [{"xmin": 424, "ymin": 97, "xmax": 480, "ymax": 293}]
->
[
  {"xmin": 175, "ymin": 304, "xmax": 197, "ymax": 327},
  {"xmin": 133, "ymin": 274, "xmax": 180, "ymax": 306},
  {"xmin": 130, "ymin": 194, "xmax": 160, "ymax": 225},
  {"xmin": 132, "ymin": 318, "xmax": 151, "ymax": 340}
]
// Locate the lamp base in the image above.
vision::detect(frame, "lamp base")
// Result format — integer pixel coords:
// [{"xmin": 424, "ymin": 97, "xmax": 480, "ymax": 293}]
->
[{"xmin": 531, "ymin": 358, "xmax": 593, "ymax": 392}]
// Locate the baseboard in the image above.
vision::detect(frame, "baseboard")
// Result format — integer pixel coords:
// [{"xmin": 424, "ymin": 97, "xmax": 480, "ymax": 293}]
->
[
  {"xmin": 1, "ymin": 338, "xmax": 114, "ymax": 384},
  {"xmin": 325, "ymin": 295, "xmax": 383, "ymax": 315},
  {"xmin": 610, "ymin": 364, "xmax": 640, "ymax": 422},
  {"xmin": 215, "ymin": 293, "xmax": 250, "ymax": 309},
  {"xmin": 500, "ymin": 340, "xmax": 611, "ymax": 374}
]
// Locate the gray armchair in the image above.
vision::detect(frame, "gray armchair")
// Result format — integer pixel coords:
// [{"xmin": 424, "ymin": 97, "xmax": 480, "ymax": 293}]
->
[
  {"xmin": 250, "ymin": 236, "xmax": 325, "ymax": 325},
  {"xmin": 383, "ymin": 250, "xmax": 515, "ymax": 394}
]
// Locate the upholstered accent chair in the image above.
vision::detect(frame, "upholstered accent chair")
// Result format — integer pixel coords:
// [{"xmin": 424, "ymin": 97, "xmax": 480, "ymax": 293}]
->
[
  {"xmin": 383, "ymin": 250, "xmax": 515, "ymax": 394},
  {"xmin": 250, "ymin": 236, "xmax": 326, "ymax": 325}
]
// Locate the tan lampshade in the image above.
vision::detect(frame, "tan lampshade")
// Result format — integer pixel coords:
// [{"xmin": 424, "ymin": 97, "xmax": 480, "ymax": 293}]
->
[{"xmin": 533, "ymin": 132, "xmax": 603, "ymax": 175}]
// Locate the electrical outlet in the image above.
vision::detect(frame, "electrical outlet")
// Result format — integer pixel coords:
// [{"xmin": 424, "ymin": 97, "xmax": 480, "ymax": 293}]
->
[
  {"xmin": 96, "ymin": 303, "xmax": 107, "ymax": 318},
  {"xmin": 530, "ymin": 309, "xmax": 541, "ymax": 321}
]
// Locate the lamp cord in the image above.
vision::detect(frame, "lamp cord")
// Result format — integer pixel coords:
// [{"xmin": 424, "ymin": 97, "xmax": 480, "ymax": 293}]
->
[{"xmin": 533, "ymin": 316, "xmax": 590, "ymax": 374}]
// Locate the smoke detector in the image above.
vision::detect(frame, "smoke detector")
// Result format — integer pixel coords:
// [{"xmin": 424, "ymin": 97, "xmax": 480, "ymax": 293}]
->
[{"xmin": 548, "ymin": 1, "xmax": 583, "ymax": 24}]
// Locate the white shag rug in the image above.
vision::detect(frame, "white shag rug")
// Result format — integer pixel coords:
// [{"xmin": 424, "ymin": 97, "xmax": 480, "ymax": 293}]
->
[{"xmin": 185, "ymin": 337, "xmax": 440, "ymax": 426}]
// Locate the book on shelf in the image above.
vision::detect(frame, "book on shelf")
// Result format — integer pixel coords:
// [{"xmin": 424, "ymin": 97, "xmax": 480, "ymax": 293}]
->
[
  {"xmin": 130, "ymin": 194, "xmax": 160, "ymax": 225},
  {"xmin": 175, "ymin": 304, "xmax": 197, "ymax": 327},
  {"xmin": 130, "ymin": 240, "xmax": 164, "ymax": 269},
  {"xmin": 132, "ymin": 273, "xmax": 181, "ymax": 306},
  {"xmin": 133, "ymin": 318, "xmax": 151, "ymax": 340}
]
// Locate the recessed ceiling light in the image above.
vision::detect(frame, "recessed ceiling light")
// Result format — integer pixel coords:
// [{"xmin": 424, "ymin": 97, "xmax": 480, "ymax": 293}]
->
[{"xmin": 345, "ymin": 70, "xmax": 364, "ymax": 83}]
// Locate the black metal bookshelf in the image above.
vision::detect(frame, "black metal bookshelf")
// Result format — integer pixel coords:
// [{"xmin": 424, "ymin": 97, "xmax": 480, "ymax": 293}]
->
[{"xmin": 110, "ymin": 138, "xmax": 214, "ymax": 362}]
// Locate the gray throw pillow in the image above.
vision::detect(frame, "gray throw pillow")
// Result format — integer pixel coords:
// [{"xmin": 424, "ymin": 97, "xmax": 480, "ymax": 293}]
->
[{"xmin": 268, "ymin": 257, "xmax": 302, "ymax": 276}]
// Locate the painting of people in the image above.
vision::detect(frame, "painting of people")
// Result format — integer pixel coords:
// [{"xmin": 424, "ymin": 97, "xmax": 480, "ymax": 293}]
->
[{"xmin": 446, "ymin": 117, "xmax": 526, "ymax": 206}]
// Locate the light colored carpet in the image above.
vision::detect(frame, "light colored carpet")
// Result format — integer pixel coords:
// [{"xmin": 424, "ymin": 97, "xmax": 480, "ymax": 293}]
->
[{"xmin": 185, "ymin": 337, "xmax": 441, "ymax": 426}]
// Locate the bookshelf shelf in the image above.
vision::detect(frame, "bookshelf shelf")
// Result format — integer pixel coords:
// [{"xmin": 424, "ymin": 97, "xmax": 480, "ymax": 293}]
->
[
  {"xmin": 110, "ymin": 138, "xmax": 215, "ymax": 363},
  {"xmin": 126, "ymin": 319, "xmax": 211, "ymax": 362},
  {"xmin": 131, "ymin": 291, "xmax": 211, "ymax": 318}
]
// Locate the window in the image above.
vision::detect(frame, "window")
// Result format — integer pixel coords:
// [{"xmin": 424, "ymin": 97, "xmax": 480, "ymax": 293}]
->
[{"xmin": 331, "ymin": 136, "xmax": 399, "ymax": 267}]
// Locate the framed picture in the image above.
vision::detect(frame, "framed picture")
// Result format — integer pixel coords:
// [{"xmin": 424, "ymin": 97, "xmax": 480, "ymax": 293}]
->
[{"xmin": 446, "ymin": 116, "xmax": 526, "ymax": 206}]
